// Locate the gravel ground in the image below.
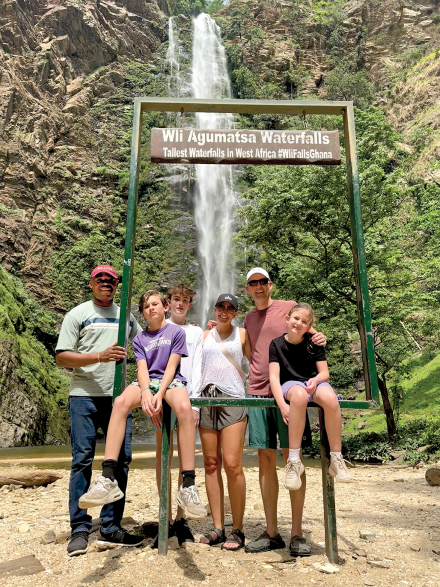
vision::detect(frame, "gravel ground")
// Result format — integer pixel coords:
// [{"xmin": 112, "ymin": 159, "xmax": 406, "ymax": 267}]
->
[{"xmin": 0, "ymin": 460, "xmax": 439, "ymax": 587}]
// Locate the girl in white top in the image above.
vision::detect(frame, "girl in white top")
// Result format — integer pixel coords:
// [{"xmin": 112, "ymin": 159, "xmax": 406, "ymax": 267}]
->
[{"xmin": 199, "ymin": 294, "xmax": 251, "ymax": 552}]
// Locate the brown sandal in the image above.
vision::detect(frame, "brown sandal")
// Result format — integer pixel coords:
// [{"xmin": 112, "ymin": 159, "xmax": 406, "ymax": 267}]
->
[{"xmin": 221, "ymin": 528, "xmax": 245, "ymax": 551}]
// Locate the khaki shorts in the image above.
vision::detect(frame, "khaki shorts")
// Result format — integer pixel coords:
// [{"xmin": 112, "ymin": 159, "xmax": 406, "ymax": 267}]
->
[{"xmin": 199, "ymin": 385, "xmax": 247, "ymax": 432}]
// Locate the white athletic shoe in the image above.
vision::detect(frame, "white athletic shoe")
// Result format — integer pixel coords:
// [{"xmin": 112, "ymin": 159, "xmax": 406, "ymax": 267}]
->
[
  {"xmin": 328, "ymin": 455, "xmax": 354, "ymax": 482},
  {"xmin": 176, "ymin": 485, "xmax": 207, "ymax": 520},
  {"xmin": 79, "ymin": 475, "xmax": 124, "ymax": 509},
  {"xmin": 284, "ymin": 459, "xmax": 305, "ymax": 491}
]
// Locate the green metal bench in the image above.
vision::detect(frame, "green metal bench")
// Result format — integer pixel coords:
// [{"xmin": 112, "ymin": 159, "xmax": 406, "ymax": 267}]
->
[{"xmin": 158, "ymin": 396, "xmax": 378, "ymax": 562}]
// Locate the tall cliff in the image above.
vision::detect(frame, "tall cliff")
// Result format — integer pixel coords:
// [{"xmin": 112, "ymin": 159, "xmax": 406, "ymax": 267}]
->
[{"xmin": 1, "ymin": 0, "xmax": 439, "ymax": 445}]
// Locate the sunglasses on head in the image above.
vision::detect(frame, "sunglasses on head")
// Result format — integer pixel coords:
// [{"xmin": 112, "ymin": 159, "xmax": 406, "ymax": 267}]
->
[
  {"xmin": 215, "ymin": 304, "xmax": 237, "ymax": 314},
  {"xmin": 247, "ymin": 278, "xmax": 269, "ymax": 287}
]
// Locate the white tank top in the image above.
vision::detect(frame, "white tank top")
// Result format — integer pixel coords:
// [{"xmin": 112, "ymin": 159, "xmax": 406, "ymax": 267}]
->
[{"xmin": 199, "ymin": 326, "xmax": 245, "ymax": 398}]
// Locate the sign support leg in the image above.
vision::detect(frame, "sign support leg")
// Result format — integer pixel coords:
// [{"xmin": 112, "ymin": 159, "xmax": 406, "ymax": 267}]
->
[
  {"xmin": 319, "ymin": 408, "xmax": 338, "ymax": 564},
  {"xmin": 113, "ymin": 99, "xmax": 142, "ymax": 400},
  {"xmin": 343, "ymin": 104, "xmax": 379, "ymax": 406},
  {"xmin": 158, "ymin": 401, "xmax": 172, "ymax": 556}
]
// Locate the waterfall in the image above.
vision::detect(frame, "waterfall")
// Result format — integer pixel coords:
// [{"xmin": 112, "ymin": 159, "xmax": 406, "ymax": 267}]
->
[
  {"xmin": 166, "ymin": 17, "xmax": 181, "ymax": 97},
  {"xmin": 163, "ymin": 13, "xmax": 236, "ymax": 326},
  {"xmin": 191, "ymin": 13, "xmax": 236, "ymax": 326}
]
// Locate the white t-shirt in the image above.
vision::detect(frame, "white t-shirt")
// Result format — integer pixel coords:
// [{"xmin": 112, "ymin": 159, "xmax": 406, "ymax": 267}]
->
[{"xmin": 166, "ymin": 319, "xmax": 203, "ymax": 412}]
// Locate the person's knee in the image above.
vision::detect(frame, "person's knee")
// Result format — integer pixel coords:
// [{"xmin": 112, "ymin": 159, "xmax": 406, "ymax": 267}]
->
[
  {"xmin": 204, "ymin": 455, "xmax": 220, "ymax": 476},
  {"xmin": 71, "ymin": 449, "xmax": 94, "ymax": 472},
  {"xmin": 113, "ymin": 394, "xmax": 131, "ymax": 415},
  {"xmin": 258, "ymin": 449, "xmax": 277, "ymax": 473},
  {"xmin": 175, "ymin": 399, "xmax": 192, "ymax": 422},
  {"xmin": 289, "ymin": 387, "xmax": 309, "ymax": 408},
  {"xmin": 224, "ymin": 457, "xmax": 243, "ymax": 479},
  {"xmin": 320, "ymin": 388, "xmax": 340, "ymax": 411}
]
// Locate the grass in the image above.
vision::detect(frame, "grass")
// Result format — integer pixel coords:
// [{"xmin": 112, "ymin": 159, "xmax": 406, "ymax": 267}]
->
[
  {"xmin": 401, "ymin": 351, "xmax": 440, "ymax": 415},
  {"xmin": 341, "ymin": 350, "xmax": 440, "ymax": 436}
]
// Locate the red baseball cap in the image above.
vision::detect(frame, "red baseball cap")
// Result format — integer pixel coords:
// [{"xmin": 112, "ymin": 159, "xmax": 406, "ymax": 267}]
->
[{"xmin": 90, "ymin": 265, "xmax": 118, "ymax": 280}]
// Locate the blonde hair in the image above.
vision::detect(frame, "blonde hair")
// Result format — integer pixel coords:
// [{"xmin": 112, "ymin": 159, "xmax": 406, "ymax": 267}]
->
[
  {"xmin": 287, "ymin": 303, "xmax": 316, "ymax": 326},
  {"xmin": 138, "ymin": 290, "xmax": 168, "ymax": 313}
]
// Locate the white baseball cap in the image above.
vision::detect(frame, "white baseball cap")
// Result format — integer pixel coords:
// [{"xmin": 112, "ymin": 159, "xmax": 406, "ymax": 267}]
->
[{"xmin": 246, "ymin": 267, "xmax": 270, "ymax": 282}]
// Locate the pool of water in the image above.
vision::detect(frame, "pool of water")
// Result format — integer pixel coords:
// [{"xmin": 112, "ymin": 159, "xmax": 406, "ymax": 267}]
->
[{"xmin": 0, "ymin": 444, "xmax": 322, "ymax": 471}]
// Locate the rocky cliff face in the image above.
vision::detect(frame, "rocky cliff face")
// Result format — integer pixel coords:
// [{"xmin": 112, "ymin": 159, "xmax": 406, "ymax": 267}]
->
[
  {"xmin": 219, "ymin": 1, "xmax": 440, "ymax": 172},
  {"xmin": 0, "ymin": 0, "xmax": 166, "ymax": 303}
]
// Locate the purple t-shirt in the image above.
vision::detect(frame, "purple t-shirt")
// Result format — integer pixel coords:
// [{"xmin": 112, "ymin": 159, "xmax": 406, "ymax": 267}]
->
[{"xmin": 132, "ymin": 323, "xmax": 188, "ymax": 383}]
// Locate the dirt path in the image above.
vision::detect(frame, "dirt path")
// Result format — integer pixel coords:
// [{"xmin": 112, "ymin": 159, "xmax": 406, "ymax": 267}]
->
[{"xmin": 0, "ymin": 463, "xmax": 439, "ymax": 586}]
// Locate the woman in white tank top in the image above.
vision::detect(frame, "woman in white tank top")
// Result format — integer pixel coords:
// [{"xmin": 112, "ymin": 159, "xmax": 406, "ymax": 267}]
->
[{"xmin": 198, "ymin": 294, "xmax": 251, "ymax": 552}]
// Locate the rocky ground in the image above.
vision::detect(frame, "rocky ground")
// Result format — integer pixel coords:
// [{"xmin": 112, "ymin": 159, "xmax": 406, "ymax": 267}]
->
[{"xmin": 0, "ymin": 457, "xmax": 439, "ymax": 586}]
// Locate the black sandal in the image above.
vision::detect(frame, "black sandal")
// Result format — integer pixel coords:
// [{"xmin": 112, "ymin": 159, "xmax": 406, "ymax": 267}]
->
[
  {"xmin": 200, "ymin": 527, "xmax": 226, "ymax": 546},
  {"xmin": 221, "ymin": 528, "xmax": 245, "ymax": 551}
]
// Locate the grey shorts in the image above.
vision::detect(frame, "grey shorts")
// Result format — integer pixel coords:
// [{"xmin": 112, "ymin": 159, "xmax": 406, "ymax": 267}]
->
[{"xmin": 199, "ymin": 385, "xmax": 248, "ymax": 432}]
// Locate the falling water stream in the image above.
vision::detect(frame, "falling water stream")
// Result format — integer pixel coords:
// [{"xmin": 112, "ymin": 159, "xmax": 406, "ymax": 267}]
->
[
  {"xmin": 192, "ymin": 14, "xmax": 236, "ymax": 326},
  {"xmin": 165, "ymin": 13, "xmax": 237, "ymax": 326}
]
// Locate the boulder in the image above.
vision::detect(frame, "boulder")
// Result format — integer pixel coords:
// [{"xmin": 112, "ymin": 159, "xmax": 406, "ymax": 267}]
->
[{"xmin": 425, "ymin": 465, "xmax": 440, "ymax": 486}]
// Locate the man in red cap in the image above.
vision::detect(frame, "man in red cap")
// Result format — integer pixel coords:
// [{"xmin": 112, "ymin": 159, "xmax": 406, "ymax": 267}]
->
[{"xmin": 56, "ymin": 265, "xmax": 143, "ymax": 556}]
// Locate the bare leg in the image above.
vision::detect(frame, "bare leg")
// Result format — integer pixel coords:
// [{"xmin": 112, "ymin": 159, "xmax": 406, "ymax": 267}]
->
[
  {"xmin": 155, "ymin": 429, "xmax": 174, "ymax": 520},
  {"xmin": 285, "ymin": 385, "xmax": 309, "ymax": 449},
  {"xmin": 282, "ymin": 448, "xmax": 306, "ymax": 537},
  {"xmin": 104, "ymin": 385, "xmax": 141, "ymax": 461},
  {"xmin": 312, "ymin": 385, "xmax": 342, "ymax": 452},
  {"xmin": 221, "ymin": 419, "xmax": 247, "ymax": 550},
  {"xmin": 199, "ymin": 427, "xmax": 223, "ymax": 533},
  {"xmin": 164, "ymin": 387, "xmax": 195, "ymax": 471},
  {"xmin": 258, "ymin": 448, "xmax": 279, "ymax": 537}
]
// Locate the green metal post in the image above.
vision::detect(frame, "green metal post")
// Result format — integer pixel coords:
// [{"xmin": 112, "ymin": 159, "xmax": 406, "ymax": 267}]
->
[
  {"xmin": 319, "ymin": 408, "xmax": 338, "ymax": 563},
  {"xmin": 343, "ymin": 104, "xmax": 380, "ymax": 406},
  {"xmin": 158, "ymin": 401, "xmax": 172, "ymax": 556},
  {"xmin": 113, "ymin": 99, "xmax": 143, "ymax": 399}
]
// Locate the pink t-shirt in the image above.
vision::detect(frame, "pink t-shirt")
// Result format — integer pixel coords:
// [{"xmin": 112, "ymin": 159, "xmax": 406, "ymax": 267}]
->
[{"xmin": 244, "ymin": 300, "xmax": 296, "ymax": 396}]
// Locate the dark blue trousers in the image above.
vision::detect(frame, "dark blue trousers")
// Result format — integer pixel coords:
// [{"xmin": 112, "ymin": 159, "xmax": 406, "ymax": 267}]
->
[{"xmin": 69, "ymin": 396, "xmax": 132, "ymax": 535}]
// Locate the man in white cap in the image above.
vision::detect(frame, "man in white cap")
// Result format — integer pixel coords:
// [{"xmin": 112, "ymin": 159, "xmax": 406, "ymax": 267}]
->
[
  {"xmin": 56, "ymin": 265, "xmax": 143, "ymax": 556},
  {"xmin": 243, "ymin": 268, "xmax": 326, "ymax": 557}
]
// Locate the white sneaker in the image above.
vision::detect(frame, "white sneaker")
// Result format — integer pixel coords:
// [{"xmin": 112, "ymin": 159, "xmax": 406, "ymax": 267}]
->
[
  {"xmin": 284, "ymin": 459, "xmax": 305, "ymax": 490},
  {"xmin": 176, "ymin": 485, "xmax": 207, "ymax": 520},
  {"xmin": 79, "ymin": 475, "xmax": 124, "ymax": 509},
  {"xmin": 328, "ymin": 455, "xmax": 354, "ymax": 482}
]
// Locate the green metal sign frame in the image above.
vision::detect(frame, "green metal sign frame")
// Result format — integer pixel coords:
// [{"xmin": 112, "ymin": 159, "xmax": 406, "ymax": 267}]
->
[
  {"xmin": 113, "ymin": 97, "xmax": 379, "ymax": 408},
  {"xmin": 113, "ymin": 98, "xmax": 381, "ymax": 562}
]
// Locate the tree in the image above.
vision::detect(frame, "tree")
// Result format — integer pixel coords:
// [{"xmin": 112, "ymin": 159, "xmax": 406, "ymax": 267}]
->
[{"xmin": 236, "ymin": 107, "xmax": 439, "ymax": 438}]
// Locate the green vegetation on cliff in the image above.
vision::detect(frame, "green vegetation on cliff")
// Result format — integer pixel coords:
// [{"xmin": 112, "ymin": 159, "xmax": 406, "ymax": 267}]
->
[{"xmin": 0, "ymin": 267, "xmax": 70, "ymax": 446}]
